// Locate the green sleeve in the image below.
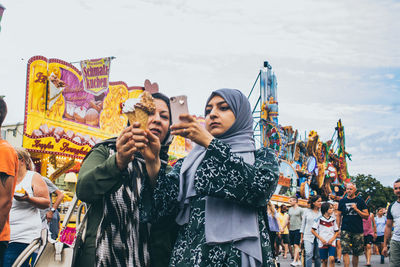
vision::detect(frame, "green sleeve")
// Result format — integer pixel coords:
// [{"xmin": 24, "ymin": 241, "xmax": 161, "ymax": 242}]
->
[{"xmin": 76, "ymin": 144, "xmax": 129, "ymax": 203}]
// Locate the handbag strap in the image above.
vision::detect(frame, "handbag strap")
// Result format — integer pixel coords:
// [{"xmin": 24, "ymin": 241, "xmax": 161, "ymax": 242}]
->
[
  {"xmin": 76, "ymin": 202, "xmax": 90, "ymax": 233},
  {"xmin": 60, "ymin": 194, "xmax": 90, "ymax": 231},
  {"xmin": 60, "ymin": 194, "xmax": 90, "ymax": 245},
  {"xmin": 61, "ymin": 194, "xmax": 79, "ymax": 229},
  {"xmin": 11, "ymin": 238, "xmax": 41, "ymax": 267}
]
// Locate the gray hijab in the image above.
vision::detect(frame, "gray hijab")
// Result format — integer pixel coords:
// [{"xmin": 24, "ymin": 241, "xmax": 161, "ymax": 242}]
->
[{"xmin": 176, "ymin": 89, "xmax": 262, "ymax": 266}]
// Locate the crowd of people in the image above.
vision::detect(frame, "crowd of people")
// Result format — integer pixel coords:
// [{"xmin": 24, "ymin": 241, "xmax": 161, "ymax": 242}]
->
[
  {"xmin": 267, "ymin": 181, "xmax": 400, "ymax": 267},
  {"xmin": 1, "ymin": 91, "xmax": 400, "ymax": 267}
]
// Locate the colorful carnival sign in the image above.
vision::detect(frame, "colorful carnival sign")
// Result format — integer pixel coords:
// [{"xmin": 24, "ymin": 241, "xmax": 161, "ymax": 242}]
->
[
  {"xmin": 23, "ymin": 56, "xmax": 143, "ymax": 158},
  {"xmin": 80, "ymin": 57, "xmax": 111, "ymax": 96}
]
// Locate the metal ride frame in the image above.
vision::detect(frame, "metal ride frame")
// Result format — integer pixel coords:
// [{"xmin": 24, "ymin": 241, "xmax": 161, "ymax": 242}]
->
[{"xmin": 248, "ymin": 61, "xmax": 349, "ymax": 205}]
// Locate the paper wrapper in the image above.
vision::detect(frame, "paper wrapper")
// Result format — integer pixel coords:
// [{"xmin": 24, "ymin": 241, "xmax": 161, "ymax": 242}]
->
[
  {"xmin": 48, "ymin": 73, "xmax": 65, "ymax": 110},
  {"xmin": 127, "ymin": 108, "xmax": 149, "ymax": 130},
  {"xmin": 15, "ymin": 188, "xmax": 26, "ymax": 194}
]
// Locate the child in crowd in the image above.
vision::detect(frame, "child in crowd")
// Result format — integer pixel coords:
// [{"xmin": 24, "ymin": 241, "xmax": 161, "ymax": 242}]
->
[
  {"xmin": 277, "ymin": 205, "xmax": 291, "ymax": 259},
  {"xmin": 312, "ymin": 202, "xmax": 339, "ymax": 267},
  {"xmin": 374, "ymin": 207, "xmax": 387, "ymax": 264},
  {"xmin": 267, "ymin": 202, "xmax": 281, "ymax": 260},
  {"xmin": 363, "ymin": 210, "xmax": 376, "ymax": 267},
  {"xmin": 333, "ymin": 202, "xmax": 342, "ymax": 265}
]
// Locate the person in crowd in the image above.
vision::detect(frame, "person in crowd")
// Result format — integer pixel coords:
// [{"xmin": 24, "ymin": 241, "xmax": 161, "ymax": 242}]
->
[
  {"xmin": 76, "ymin": 93, "xmax": 174, "ymax": 267},
  {"xmin": 371, "ymin": 210, "xmax": 379, "ymax": 255},
  {"xmin": 2, "ymin": 147, "xmax": 50, "ymax": 267},
  {"xmin": 40, "ymin": 176, "xmax": 64, "ymax": 240},
  {"xmin": 362, "ymin": 209, "xmax": 377, "ymax": 267},
  {"xmin": 0, "ymin": 97, "xmax": 18, "ymax": 267},
  {"xmin": 300, "ymin": 195, "xmax": 322, "ymax": 267},
  {"xmin": 333, "ymin": 202, "xmax": 342, "ymax": 265},
  {"xmin": 312, "ymin": 202, "xmax": 339, "ymax": 267},
  {"xmin": 383, "ymin": 178, "xmax": 400, "ymax": 267},
  {"xmin": 267, "ymin": 202, "xmax": 281, "ymax": 261},
  {"xmin": 147, "ymin": 89, "xmax": 280, "ymax": 266},
  {"xmin": 374, "ymin": 207, "xmax": 386, "ymax": 264},
  {"xmin": 274, "ymin": 204, "xmax": 282, "ymax": 260},
  {"xmin": 337, "ymin": 182, "xmax": 369, "ymax": 267},
  {"xmin": 286, "ymin": 196, "xmax": 304, "ymax": 266},
  {"xmin": 277, "ymin": 205, "xmax": 291, "ymax": 259}
]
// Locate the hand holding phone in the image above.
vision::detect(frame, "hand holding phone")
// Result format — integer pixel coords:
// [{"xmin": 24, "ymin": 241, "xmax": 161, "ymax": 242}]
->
[
  {"xmin": 169, "ymin": 97, "xmax": 214, "ymax": 147},
  {"xmin": 170, "ymin": 95, "xmax": 189, "ymax": 125}
]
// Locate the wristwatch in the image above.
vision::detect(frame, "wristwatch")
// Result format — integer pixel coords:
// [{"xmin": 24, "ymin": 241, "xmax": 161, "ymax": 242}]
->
[{"xmin": 50, "ymin": 207, "xmax": 56, "ymax": 212}]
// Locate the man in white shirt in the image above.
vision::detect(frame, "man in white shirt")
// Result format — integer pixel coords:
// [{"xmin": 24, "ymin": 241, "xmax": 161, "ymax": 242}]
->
[{"xmin": 383, "ymin": 178, "xmax": 400, "ymax": 267}]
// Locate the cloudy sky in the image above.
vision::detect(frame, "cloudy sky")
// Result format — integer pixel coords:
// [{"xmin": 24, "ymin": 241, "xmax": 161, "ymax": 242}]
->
[{"xmin": 0, "ymin": 0, "xmax": 399, "ymax": 185}]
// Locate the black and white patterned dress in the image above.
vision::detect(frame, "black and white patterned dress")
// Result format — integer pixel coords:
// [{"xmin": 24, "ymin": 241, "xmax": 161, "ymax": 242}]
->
[
  {"xmin": 76, "ymin": 138, "xmax": 172, "ymax": 267},
  {"xmin": 95, "ymin": 148, "xmax": 150, "ymax": 267},
  {"xmin": 151, "ymin": 138, "xmax": 280, "ymax": 267}
]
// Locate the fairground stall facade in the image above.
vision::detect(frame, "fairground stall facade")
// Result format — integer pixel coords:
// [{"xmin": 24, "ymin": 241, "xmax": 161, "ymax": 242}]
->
[{"xmin": 23, "ymin": 56, "xmax": 150, "ymax": 198}]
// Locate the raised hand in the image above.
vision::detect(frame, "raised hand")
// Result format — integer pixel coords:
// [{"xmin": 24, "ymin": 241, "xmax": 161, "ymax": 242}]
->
[
  {"xmin": 142, "ymin": 129, "xmax": 162, "ymax": 186},
  {"xmin": 14, "ymin": 192, "xmax": 30, "ymax": 202},
  {"xmin": 116, "ymin": 123, "xmax": 148, "ymax": 170},
  {"xmin": 170, "ymin": 114, "xmax": 214, "ymax": 148},
  {"xmin": 141, "ymin": 129, "xmax": 161, "ymax": 163},
  {"xmin": 46, "ymin": 211, "xmax": 54, "ymax": 223}
]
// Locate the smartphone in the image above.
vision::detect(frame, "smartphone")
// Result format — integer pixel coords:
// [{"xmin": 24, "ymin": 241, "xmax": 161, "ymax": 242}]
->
[{"xmin": 170, "ymin": 95, "xmax": 189, "ymax": 125}]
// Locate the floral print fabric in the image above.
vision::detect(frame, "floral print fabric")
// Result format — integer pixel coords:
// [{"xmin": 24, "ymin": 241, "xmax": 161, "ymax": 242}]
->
[{"xmin": 152, "ymin": 139, "xmax": 279, "ymax": 266}]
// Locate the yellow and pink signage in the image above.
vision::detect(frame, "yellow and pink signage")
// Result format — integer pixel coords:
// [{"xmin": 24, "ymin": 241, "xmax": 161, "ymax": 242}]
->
[
  {"xmin": 23, "ymin": 56, "xmax": 143, "ymax": 158},
  {"xmin": 80, "ymin": 57, "xmax": 111, "ymax": 96}
]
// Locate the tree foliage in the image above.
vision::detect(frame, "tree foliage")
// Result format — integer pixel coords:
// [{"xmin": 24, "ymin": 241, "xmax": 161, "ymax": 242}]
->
[{"xmin": 351, "ymin": 174, "xmax": 396, "ymax": 212}]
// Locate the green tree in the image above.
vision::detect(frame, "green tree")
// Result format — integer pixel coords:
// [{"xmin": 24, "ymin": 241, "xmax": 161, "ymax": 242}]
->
[{"xmin": 352, "ymin": 174, "xmax": 396, "ymax": 212}]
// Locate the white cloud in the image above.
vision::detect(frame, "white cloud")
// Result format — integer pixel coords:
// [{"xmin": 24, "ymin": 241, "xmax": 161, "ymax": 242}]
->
[{"xmin": 385, "ymin": 73, "xmax": 395, "ymax": 79}]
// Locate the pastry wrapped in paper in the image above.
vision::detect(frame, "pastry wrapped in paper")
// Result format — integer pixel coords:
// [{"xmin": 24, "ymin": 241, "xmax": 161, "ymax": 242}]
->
[
  {"xmin": 48, "ymin": 73, "xmax": 66, "ymax": 110},
  {"xmin": 15, "ymin": 188, "xmax": 26, "ymax": 194},
  {"xmin": 121, "ymin": 92, "xmax": 156, "ymax": 130},
  {"xmin": 14, "ymin": 187, "xmax": 26, "ymax": 197}
]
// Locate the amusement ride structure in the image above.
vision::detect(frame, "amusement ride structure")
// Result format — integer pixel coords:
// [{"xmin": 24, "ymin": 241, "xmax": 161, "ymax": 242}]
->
[{"xmin": 248, "ymin": 61, "xmax": 351, "ymax": 204}]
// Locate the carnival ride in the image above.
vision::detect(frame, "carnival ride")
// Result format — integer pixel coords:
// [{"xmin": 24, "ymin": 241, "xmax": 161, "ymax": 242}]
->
[{"xmin": 248, "ymin": 61, "xmax": 351, "ymax": 203}]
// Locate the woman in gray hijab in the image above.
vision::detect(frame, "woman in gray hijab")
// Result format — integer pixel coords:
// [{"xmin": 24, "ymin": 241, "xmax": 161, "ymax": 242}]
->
[{"xmin": 146, "ymin": 89, "xmax": 279, "ymax": 266}]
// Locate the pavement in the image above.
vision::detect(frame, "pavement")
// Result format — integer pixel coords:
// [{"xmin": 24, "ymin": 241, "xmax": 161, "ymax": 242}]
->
[{"xmin": 277, "ymin": 254, "xmax": 389, "ymax": 267}]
